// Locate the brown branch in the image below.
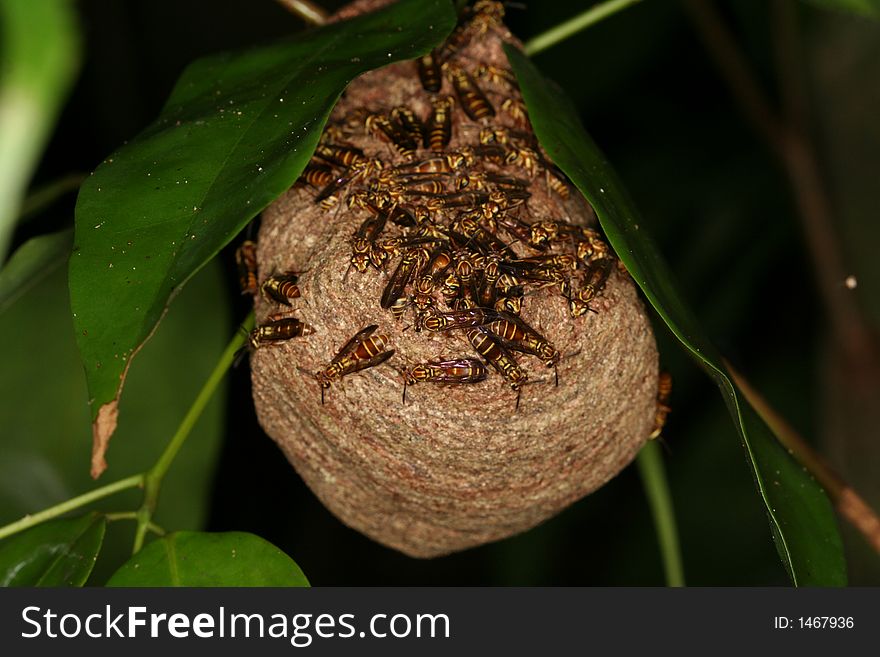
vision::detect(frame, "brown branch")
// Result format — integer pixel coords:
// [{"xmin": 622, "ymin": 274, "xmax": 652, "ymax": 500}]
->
[
  {"xmin": 727, "ymin": 361, "xmax": 880, "ymax": 554},
  {"xmin": 682, "ymin": 0, "xmax": 875, "ymax": 365}
]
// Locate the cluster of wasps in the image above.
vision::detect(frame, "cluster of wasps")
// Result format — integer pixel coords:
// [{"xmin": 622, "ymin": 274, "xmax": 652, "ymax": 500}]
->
[{"xmin": 238, "ymin": 1, "xmax": 665, "ymax": 417}]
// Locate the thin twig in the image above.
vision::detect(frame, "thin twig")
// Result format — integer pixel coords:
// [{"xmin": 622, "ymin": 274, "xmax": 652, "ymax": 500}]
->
[
  {"xmin": 524, "ymin": 0, "xmax": 644, "ymax": 56},
  {"xmin": 275, "ymin": 0, "xmax": 328, "ymax": 26},
  {"xmin": 682, "ymin": 0, "xmax": 875, "ymax": 365},
  {"xmin": 0, "ymin": 474, "xmax": 144, "ymax": 542},
  {"xmin": 132, "ymin": 313, "xmax": 254, "ymax": 553},
  {"xmin": 727, "ymin": 362, "xmax": 880, "ymax": 554},
  {"xmin": 636, "ymin": 441, "xmax": 686, "ymax": 586}
]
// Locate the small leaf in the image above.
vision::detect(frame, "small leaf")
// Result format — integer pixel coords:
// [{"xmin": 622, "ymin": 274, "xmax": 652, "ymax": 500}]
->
[
  {"xmin": 0, "ymin": 0, "xmax": 80, "ymax": 262},
  {"xmin": 505, "ymin": 44, "xmax": 846, "ymax": 586},
  {"xmin": 0, "ymin": 513, "xmax": 106, "ymax": 587},
  {"xmin": 802, "ymin": 0, "xmax": 880, "ymax": 18},
  {"xmin": 69, "ymin": 0, "xmax": 456, "ymax": 477},
  {"xmin": 0, "ymin": 228, "xmax": 72, "ymax": 314},
  {"xmin": 106, "ymin": 531, "xmax": 310, "ymax": 587}
]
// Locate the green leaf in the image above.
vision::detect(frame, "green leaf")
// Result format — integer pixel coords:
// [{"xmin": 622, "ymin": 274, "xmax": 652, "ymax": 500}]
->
[
  {"xmin": 0, "ymin": 228, "xmax": 72, "ymax": 314},
  {"xmin": 0, "ymin": 513, "xmax": 105, "ymax": 586},
  {"xmin": 0, "ymin": 0, "xmax": 80, "ymax": 262},
  {"xmin": 0, "ymin": 262, "xmax": 230, "ymax": 584},
  {"xmin": 106, "ymin": 531, "xmax": 310, "ymax": 587},
  {"xmin": 803, "ymin": 0, "xmax": 880, "ymax": 18},
  {"xmin": 505, "ymin": 44, "xmax": 846, "ymax": 586},
  {"xmin": 69, "ymin": 0, "xmax": 456, "ymax": 476}
]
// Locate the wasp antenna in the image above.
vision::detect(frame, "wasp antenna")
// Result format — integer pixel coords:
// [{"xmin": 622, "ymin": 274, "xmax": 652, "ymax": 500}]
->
[
  {"xmin": 554, "ymin": 364, "xmax": 559, "ymax": 387},
  {"xmin": 320, "ymin": 386, "xmax": 325, "ymax": 405},
  {"xmin": 402, "ymin": 379, "xmax": 408, "ymax": 404},
  {"xmin": 515, "ymin": 387, "xmax": 521, "ymax": 412}
]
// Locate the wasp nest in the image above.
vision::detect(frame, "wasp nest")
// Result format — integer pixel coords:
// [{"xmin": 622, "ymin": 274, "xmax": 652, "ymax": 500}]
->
[{"xmin": 245, "ymin": 0, "xmax": 659, "ymax": 558}]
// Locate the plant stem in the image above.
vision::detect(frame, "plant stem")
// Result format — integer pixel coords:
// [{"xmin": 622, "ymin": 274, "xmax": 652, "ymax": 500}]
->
[
  {"xmin": 524, "ymin": 0, "xmax": 644, "ymax": 56},
  {"xmin": 105, "ymin": 512, "xmax": 165, "ymax": 536},
  {"xmin": 132, "ymin": 313, "xmax": 254, "ymax": 553},
  {"xmin": 636, "ymin": 441, "xmax": 685, "ymax": 586},
  {"xmin": 0, "ymin": 474, "xmax": 144, "ymax": 542},
  {"xmin": 274, "ymin": 0, "xmax": 328, "ymax": 25}
]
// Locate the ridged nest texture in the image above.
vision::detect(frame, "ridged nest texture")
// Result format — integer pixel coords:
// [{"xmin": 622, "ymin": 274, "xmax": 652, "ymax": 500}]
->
[{"xmin": 247, "ymin": 0, "xmax": 659, "ymax": 558}]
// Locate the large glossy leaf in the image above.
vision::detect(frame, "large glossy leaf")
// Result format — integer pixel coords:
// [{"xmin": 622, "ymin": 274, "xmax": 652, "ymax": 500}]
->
[
  {"xmin": 106, "ymin": 531, "xmax": 310, "ymax": 586},
  {"xmin": 0, "ymin": 513, "xmax": 105, "ymax": 586},
  {"xmin": 804, "ymin": 0, "xmax": 880, "ymax": 17},
  {"xmin": 0, "ymin": 0, "xmax": 79, "ymax": 262},
  {"xmin": 70, "ymin": 0, "xmax": 456, "ymax": 477},
  {"xmin": 505, "ymin": 45, "xmax": 846, "ymax": 586},
  {"xmin": 0, "ymin": 228, "xmax": 72, "ymax": 314}
]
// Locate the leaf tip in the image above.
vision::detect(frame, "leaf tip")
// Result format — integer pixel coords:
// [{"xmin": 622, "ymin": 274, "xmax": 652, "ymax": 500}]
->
[{"xmin": 90, "ymin": 401, "xmax": 119, "ymax": 479}]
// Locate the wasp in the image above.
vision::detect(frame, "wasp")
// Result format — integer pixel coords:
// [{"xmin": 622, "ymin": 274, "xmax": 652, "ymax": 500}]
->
[
  {"xmin": 316, "ymin": 325, "xmax": 395, "ymax": 404},
  {"xmin": 577, "ymin": 257, "xmax": 613, "ymax": 303},
  {"xmin": 248, "ymin": 316, "xmax": 314, "ymax": 350},
  {"xmin": 467, "ymin": 143, "xmax": 507, "ymax": 164},
  {"xmin": 391, "ymin": 152, "xmax": 464, "ymax": 176},
  {"xmin": 495, "ymin": 215, "xmax": 540, "ymax": 250},
  {"xmin": 494, "ymin": 285, "xmax": 524, "ymax": 316},
  {"xmin": 260, "ymin": 272, "xmax": 301, "ymax": 306},
  {"xmin": 396, "ymin": 175, "xmax": 447, "ymax": 195},
  {"xmin": 440, "ymin": 269, "xmax": 460, "ymax": 301},
  {"xmin": 424, "ymin": 96, "xmax": 454, "ymax": 152},
  {"xmin": 577, "ymin": 229, "xmax": 611, "ymax": 264},
  {"xmin": 411, "ymin": 274, "xmax": 437, "ymax": 319},
  {"xmin": 300, "ymin": 164, "xmax": 335, "ymax": 189},
  {"xmin": 447, "ymin": 65, "xmax": 495, "ymax": 121},
  {"xmin": 235, "ymin": 241, "xmax": 258, "ymax": 296},
  {"xmin": 350, "ymin": 205, "xmax": 390, "ymax": 273},
  {"xmin": 380, "ymin": 248, "xmax": 422, "ymax": 310},
  {"xmin": 504, "ymin": 146, "xmax": 541, "ymax": 177},
  {"xmin": 501, "ymin": 97, "xmax": 529, "ymax": 127},
  {"xmin": 389, "ymin": 296, "xmax": 410, "ymax": 321},
  {"xmin": 546, "ymin": 166, "xmax": 571, "ymax": 199},
  {"xmin": 487, "ymin": 316, "xmax": 560, "ymax": 383},
  {"xmin": 497, "ymin": 260, "xmax": 559, "ymax": 286},
  {"xmin": 315, "ymin": 158, "xmax": 383, "ymax": 206},
  {"xmin": 366, "ymin": 113, "xmax": 419, "ymax": 159},
  {"xmin": 439, "ymin": 0, "xmax": 504, "ymax": 61},
  {"xmin": 513, "ymin": 254, "xmax": 578, "ymax": 271},
  {"xmin": 470, "ymin": 0, "xmax": 505, "ymax": 34},
  {"xmin": 650, "ymin": 372, "xmax": 673, "ymax": 439},
  {"xmin": 416, "ymin": 50, "xmax": 442, "ymax": 92},
  {"xmin": 313, "ymin": 143, "xmax": 367, "ymax": 168},
  {"xmin": 466, "ymin": 327, "xmax": 528, "ymax": 407},
  {"xmin": 527, "ymin": 221, "xmax": 561, "ymax": 249},
  {"xmin": 561, "ymin": 278, "xmax": 596, "ymax": 319},
  {"xmin": 476, "ymin": 63, "xmax": 518, "ymax": 90},
  {"xmin": 477, "ymin": 254, "xmax": 501, "ymax": 306},
  {"xmin": 402, "ymin": 358, "xmax": 487, "ymax": 402},
  {"xmin": 422, "ymin": 306, "xmax": 503, "ymax": 332},
  {"xmin": 391, "ymin": 106, "xmax": 424, "ymax": 143}
]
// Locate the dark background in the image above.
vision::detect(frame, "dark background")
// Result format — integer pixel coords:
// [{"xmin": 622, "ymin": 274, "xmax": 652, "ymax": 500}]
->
[{"xmin": 4, "ymin": 0, "xmax": 879, "ymax": 585}]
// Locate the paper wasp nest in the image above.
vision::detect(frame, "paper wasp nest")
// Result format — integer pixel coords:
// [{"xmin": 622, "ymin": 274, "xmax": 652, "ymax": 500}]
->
[{"xmin": 248, "ymin": 0, "xmax": 659, "ymax": 557}]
